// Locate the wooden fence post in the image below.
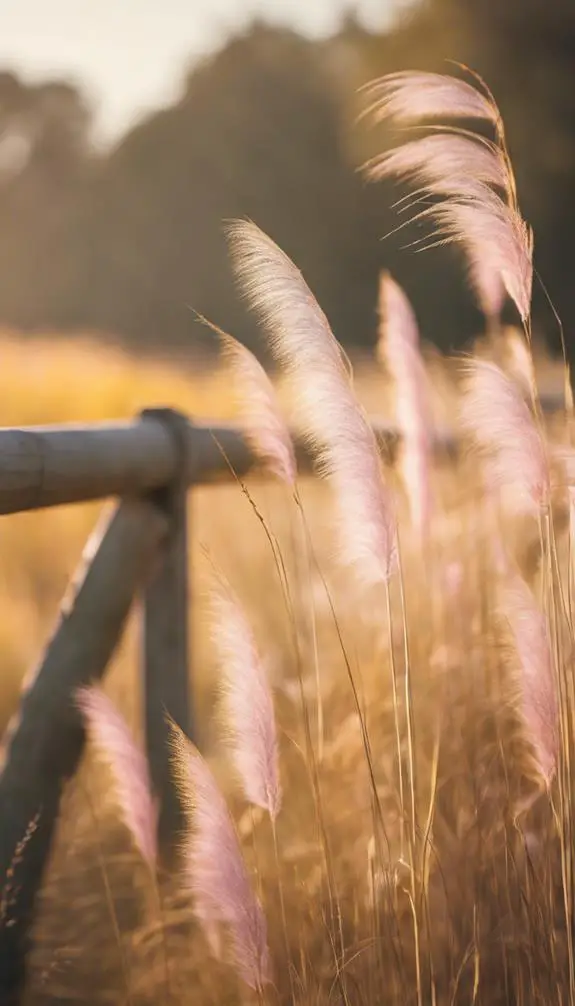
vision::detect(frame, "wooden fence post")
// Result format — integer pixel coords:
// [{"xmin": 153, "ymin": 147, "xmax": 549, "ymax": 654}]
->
[
  {"xmin": 141, "ymin": 409, "xmax": 191, "ymax": 863},
  {"xmin": 0, "ymin": 498, "xmax": 168, "ymax": 1004}
]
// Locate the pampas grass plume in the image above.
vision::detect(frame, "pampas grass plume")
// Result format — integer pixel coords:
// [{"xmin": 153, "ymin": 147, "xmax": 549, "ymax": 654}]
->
[
  {"xmin": 428, "ymin": 189, "xmax": 533, "ymax": 322},
  {"xmin": 365, "ymin": 134, "xmax": 508, "ymax": 194},
  {"xmin": 377, "ymin": 272, "xmax": 432, "ymax": 537},
  {"xmin": 211, "ymin": 575, "xmax": 281, "ymax": 820},
  {"xmin": 227, "ymin": 219, "xmax": 396, "ymax": 586},
  {"xmin": 467, "ymin": 256, "xmax": 507, "ymax": 324},
  {"xmin": 219, "ymin": 330, "xmax": 296, "ymax": 488},
  {"xmin": 361, "ymin": 71, "xmax": 499, "ymax": 129},
  {"xmin": 501, "ymin": 576, "xmax": 558, "ymax": 785},
  {"xmin": 362, "ymin": 71, "xmax": 533, "ymax": 322},
  {"xmin": 170, "ymin": 723, "xmax": 271, "ymax": 990},
  {"xmin": 460, "ymin": 359, "xmax": 549, "ymax": 516},
  {"xmin": 77, "ymin": 687, "xmax": 158, "ymax": 866}
]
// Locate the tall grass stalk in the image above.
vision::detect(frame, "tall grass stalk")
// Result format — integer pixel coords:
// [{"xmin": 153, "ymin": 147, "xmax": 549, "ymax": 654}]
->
[
  {"xmin": 384, "ymin": 583, "xmax": 406, "ymax": 861},
  {"xmin": 203, "ymin": 436, "xmax": 347, "ymax": 981}
]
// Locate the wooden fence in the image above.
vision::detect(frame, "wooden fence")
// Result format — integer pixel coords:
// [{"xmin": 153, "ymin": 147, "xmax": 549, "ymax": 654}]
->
[{"xmin": 0, "ymin": 390, "xmax": 565, "ymax": 1001}]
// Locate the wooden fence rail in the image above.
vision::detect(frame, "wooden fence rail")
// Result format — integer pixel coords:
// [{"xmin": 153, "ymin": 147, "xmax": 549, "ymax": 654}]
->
[{"xmin": 0, "ymin": 390, "xmax": 565, "ymax": 1002}]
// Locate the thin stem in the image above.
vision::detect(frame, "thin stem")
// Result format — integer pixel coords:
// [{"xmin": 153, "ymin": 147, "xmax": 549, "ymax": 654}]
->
[
  {"xmin": 385, "ymin": 581, "xmax": 406, "ymax": 861},
  {"xmin": 271, "ymin": 817, "xmax": 296, "ymax": 1005},
  {"xmin": 294, "ymin": 489, "xmax": 323, "ymax": 762},
  {"xmin": 396, "ymin": 540, "xmax": 417, "ymax": 851}
]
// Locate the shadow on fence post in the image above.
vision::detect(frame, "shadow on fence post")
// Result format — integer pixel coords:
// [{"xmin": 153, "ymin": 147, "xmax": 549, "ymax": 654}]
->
[
  {"xmin": 141, "ymin": 408, "xmax": 191, "ymax": 866},
  {"xmin": 0, "ymin": 498, "xmax": 168, "ymax": 1004}
]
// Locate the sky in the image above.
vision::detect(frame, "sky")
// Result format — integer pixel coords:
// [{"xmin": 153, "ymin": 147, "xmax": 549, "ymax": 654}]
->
[{"xmin": 0, "ymin": 0, "xmax": 407, "ymax": 143}]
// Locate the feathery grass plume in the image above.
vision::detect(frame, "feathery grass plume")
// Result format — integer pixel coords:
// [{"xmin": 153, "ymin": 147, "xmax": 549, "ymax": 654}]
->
[
  {"xmin": 362, "ymin": 71, "xmax": 533, "ymax": 323},
  {"xmin": 501, "ymin": 576, "xmax": 558, "ymax": 785},
  {"xmin": 226, "ymin": 219, "xmax": 396, "ymax": 586},
  {"xmin": 216, "ymin": 324, "xmax": 296, "ymax": 487},
  {"xmin": 211, "ymin": 574, "xmax": 281, "ymax": 819},
  {"xmin": 170, "ymin": 723, "xmax": 270, "ymax": 991},
  {"xmin": 365, "ymin": 134, "xmax": 508, "ymax": 193},
  {"xmin": 361, "ymin": 71, "xmax": 500, "ymax": 131},
  {"xmin": 425, "ymin": 185, "xmax": 533, "ymax": 323},
  {"xmin": 77, "ymin": 687, "xmax": 157, "ymax": 866},
  {"xmin": 377, "ymin": 272, "xmax": 431, "ymax": 536},
  {"xmin": 460, "ymin": 359, "xmax": 549, "ymax": 516},
  {"xmin": 467, "ymin": 256, "xmax": 506, "ymax": 324},
  {"xmin": 225, "ymin": 220, "xmax": 344, "ymax": 377},
  {"xmin": 398, "ymin": 176, "xmax": 529, "ymax": 321}
]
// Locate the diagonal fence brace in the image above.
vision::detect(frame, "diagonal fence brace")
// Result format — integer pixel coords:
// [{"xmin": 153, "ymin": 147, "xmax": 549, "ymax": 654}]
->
[{"xmin": 0, "ymin": 497, "xmax": 168, "ymax": 1003}]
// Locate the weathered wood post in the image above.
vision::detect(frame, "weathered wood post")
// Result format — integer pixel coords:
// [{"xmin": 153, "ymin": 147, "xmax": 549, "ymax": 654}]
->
[
  {"xmin": 141, "ymin": 409, "xmax": 191, "ymax": 863},
  {"xmin": 0, "ymin": 498, "xmax": 168, "ymax": 1004}
]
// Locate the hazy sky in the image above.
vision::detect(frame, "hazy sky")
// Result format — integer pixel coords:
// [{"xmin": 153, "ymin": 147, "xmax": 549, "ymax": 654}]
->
[{"xmin": 0, "ymin": 0, "xmax": 405, "ymax": 142}]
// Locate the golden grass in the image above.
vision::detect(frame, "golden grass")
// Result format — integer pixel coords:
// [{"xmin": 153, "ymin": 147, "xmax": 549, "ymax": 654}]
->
[
  {"xmin": 0, "ymin": 332, "xmax": 235, "ymax": 730},
  {"xmin": 0, "ymin": 329, "xmax": 571, "ymax": 1005}
]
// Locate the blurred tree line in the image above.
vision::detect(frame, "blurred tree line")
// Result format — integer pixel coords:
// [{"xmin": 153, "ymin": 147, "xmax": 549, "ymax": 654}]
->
[{"xmin": 0, "ymin": 0, "xmax": 574, "ymax": 360}]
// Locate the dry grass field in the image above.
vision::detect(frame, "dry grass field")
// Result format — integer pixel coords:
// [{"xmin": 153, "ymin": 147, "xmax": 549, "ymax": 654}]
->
[
  {"xmin": 1, "ymin": 61, "xmax": 573, "ymax": 1006},
  {"xmin": 0, "ymin": 321, "xmax": 572, "ymax": 1006}
]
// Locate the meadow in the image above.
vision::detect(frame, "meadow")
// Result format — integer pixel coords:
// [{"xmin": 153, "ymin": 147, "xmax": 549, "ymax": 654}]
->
[
  {"xmin": 1, "ymin": 68, "xmax": 574, "ymax": 1006},
  {"xmin": 0, "ymin": 324, "xmax": 566, "ymax": 1006}
]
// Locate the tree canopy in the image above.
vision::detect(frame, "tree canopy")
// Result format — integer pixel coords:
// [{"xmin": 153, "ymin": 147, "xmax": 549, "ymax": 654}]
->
[{"xmin": 0, "ymin": 1, "xmax": 573, "ymax": 359}]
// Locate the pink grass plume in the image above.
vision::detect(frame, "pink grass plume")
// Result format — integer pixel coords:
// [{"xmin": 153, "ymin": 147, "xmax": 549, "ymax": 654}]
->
[
  {"xmin": 170, "ymin": 723, "xmax": 271, "ymax": 990},
  {"xmin": 362, "ymin": 71, "xmax": 532, "ymax": 322},
  {"xmin": 377, "ymin": 272, "xmax": 432, "ymax": 538},
  {"xmin": 361, "ymin": 71, "xmax": 500, "ymax": 131},
  {"xmin": 408, "ymin": 176, "xmax": 524, "ymax": 321},
  {"xmin": 215, "ymin": 323, "xmax": 296, "ymax": 488},
  {"xmin": 226, "ymin": 219, "xmax": 396, "ymax": 587},
  {"xmin": 77, "ymin": 687, "xmax": 157, "ymax": 866},
  {"xmin": 501, "ymin": 576, "xmax": 558, "ymax": 786},
  {"xmin": 211, "ymin": 575, "xmax": 281, "ymax": 820},
  {"xmin": 225, "ymin": 220, "xmax": 344, "ymax": 377},
  {"xmin": 426, "ymin": 185, "xmax": 533, "ymax": 322},
  {"xmin": 365, "ymin": 134, "xmax": 507, "ymax": 194},
  {"xmin": 460, "ymin": 359, "xmax": 549, "ymax": 517},
  {"xmin": 467, "ymin": 257, "xmax": 506, "ymax": 325}
]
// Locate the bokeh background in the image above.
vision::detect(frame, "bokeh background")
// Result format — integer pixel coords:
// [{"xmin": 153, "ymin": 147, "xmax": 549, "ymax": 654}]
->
[
  {"xmin": 1, "ymin": 0, "xmax": 574, "ymax": 363},
  {"xmin": 1, "ymin": 8, "xmax": 574, "ymax": 1003}
]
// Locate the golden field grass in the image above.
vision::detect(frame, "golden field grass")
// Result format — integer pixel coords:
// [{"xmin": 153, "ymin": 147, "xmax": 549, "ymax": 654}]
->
[{"xmin": 0, "ymin": 329, "xmax": 572, "ymax": 1005}]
